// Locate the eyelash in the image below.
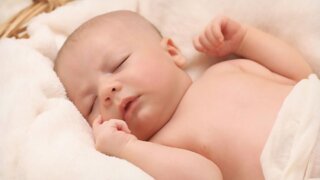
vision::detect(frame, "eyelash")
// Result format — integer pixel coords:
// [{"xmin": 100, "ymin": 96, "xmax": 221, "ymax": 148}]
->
[
  {"xmin": 114, "ymin": 55, "xmax": 129, "ymax": 71},
  {"xmin": 88, "ymin": 97, "xmax": 96, "ymax": 116}
]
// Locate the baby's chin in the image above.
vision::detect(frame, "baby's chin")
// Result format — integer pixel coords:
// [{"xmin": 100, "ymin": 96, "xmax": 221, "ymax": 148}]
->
[{"xmin": 129, "ymin": 103, "xmax": 173, "ymax": 140}]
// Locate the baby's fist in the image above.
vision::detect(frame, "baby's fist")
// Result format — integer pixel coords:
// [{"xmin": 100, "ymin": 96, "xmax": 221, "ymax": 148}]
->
[
  {"xmin": 193, "ymin": 16, "xmax": 246, "ymax": 57},
  {"xmin": 92, "ymin": 116, "xmax": 137, "ymax": 157}
]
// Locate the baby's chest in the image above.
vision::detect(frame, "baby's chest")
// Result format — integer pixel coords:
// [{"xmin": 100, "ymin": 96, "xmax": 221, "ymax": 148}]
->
[
  {"xmin": 170, "ymin": 71, "xmax": 286, "ymax": 153},
  {"xmin": 183, "ymin": 67, "xmax": 289, "ymax": 119},
  {"xmin": 180, "ymin": 72, "xmax": 266, "ymax": 122}
]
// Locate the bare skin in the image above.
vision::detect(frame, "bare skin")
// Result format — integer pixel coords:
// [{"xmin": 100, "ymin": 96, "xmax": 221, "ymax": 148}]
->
[
  {"xmin": 151, "ymin": 60, "xmax": 295, "ymax": 179},
  {"xmin": 55, "ymin": 11, "xmax": 312, "ymax": 180}
]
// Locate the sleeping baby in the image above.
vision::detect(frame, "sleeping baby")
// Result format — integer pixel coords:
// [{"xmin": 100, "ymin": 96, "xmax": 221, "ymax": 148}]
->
[{"xmin": 54, "ymin": 10, "xmax": 319, "ymax": 179}]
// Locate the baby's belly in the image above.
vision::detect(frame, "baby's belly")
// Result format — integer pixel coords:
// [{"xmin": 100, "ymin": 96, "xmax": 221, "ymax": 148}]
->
[{"xmin": 174, "ymin": 70, "xmax": 294, "ymax": 180}]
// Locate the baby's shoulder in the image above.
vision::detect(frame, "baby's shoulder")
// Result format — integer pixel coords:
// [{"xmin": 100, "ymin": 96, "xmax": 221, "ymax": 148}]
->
[
  {"xmin": 201, "ymin": 59, "xmax": 248, "ymax": 77},
  {"xmin": 200, "ymin": 59, "xmax": 295, "ymax": 85}
]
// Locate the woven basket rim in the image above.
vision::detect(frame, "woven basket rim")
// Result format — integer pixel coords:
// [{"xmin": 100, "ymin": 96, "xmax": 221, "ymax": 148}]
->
[{"xmin": 0, "ymin": 0, "xmax": 72, "ymax": 39}]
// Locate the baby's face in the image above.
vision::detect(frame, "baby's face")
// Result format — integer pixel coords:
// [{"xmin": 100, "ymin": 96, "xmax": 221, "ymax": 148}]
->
[{"xmin": 55, "ymin": 18, "xmax": 191, "ymax": 140}]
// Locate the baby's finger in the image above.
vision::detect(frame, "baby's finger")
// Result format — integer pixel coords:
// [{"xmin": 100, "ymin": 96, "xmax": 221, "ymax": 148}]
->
[
  {"xmin": 205, "ymin": 25, "xmax": 221, "ymax": 47},
  {"xmin": 92, "ymin": 115, "xmax": 103, "ymax": 130},
  {"xmin": 211, "ymin": 20, "xmax": 224, "ymax": 43},
  {"xmin": 199, "ymin": 33, "xmax": 214, "ymax": 51},
  {"xmin": 204, "ymin": 26, "xmax": 216, "ymax": 45},
  {"xmin": 193, "ymin": 36, "xmax": 206, "ymax": 52},
  {"xmin": 109, "ymin": 119, "xmax": 131, "ymax": 133}
]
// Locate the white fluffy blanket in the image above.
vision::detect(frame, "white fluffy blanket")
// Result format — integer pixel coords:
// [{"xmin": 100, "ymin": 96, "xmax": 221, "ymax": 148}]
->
[
  {"xmin": 261, "ymin": 74, "xmax": 320, "ymax": 179},
  {"xmin": 1, "ymin": 0, "xmax": 320, "ymax": 179}
]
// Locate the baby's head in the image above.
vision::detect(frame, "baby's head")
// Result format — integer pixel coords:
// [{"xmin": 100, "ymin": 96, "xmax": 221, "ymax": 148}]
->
[{"xmin": 55, "ymin": 10, "xmax": 192, "ymax": 140}]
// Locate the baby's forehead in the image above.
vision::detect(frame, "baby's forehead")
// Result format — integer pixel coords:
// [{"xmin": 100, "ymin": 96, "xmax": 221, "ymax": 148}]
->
[
  {"xmin": 55, "ymin": 11, "xmax": 162, "ymax": 70},
  {"xmin": 70, "ymin": 11, "xmax": 161, "ymax": 43}
]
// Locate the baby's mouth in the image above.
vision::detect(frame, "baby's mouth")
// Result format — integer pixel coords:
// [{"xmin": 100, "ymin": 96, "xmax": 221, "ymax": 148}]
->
[
  {"xmin": 119, "ymin": 95, "xmax": 139, "ymax": 121},
  {"xmin": 125, "ymin": 101, "xmax": 133, "ymax": 111}
]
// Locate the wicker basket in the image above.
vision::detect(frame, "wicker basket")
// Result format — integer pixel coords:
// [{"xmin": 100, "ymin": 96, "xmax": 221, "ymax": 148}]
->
[{"xmin": 0, "ymin": 0, "xmax": 72, "ymax": 39}]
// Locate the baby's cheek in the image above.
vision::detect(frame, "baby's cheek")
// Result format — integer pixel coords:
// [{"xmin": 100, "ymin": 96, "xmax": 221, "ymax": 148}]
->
[{"xmin": 130, "ymin": 105, "xmax": 158, "ymax": 139}]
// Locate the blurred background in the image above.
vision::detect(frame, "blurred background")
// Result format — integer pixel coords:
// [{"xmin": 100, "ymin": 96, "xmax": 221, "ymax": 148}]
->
[{"xmin": 0, "ymin": 0, "xmax": 31, "ymax": 24}]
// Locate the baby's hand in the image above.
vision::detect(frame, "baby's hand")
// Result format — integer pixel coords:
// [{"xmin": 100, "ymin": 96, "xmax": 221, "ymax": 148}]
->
[
  {"xmin": 193, "ymin": 16, "xmax": 247, "ymax": 57},
  {"xmin": 92, "ymin": 116, "xmax": 137, "ymax": 157}
]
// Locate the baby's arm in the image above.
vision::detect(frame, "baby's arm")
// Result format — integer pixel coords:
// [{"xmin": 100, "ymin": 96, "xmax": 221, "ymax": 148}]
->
[
  {"xmin": 92, "ymin": 117, "xmax": 222, "ymax": 180},
  {"xmin": 194, "ymin": 16, "xmax": 313, "ymax": 81}
]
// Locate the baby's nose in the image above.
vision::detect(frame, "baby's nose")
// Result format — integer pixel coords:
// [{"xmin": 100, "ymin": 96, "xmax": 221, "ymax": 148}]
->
[{"xmin": 99, "ymin": 81, "xmax": 122, "ymax": 106}]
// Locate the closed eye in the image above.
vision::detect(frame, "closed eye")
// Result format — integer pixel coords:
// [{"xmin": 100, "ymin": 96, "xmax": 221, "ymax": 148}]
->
[
  {"xmin": 87, "ymin": 96, "xmax": 97, "ymax": 117},
  {"xmin": 114, "ymin": 54, "xmax": 130, "ymax": 71}
]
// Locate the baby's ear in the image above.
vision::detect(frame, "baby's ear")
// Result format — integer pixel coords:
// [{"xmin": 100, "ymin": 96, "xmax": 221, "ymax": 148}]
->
[{"xmin": 160, "ymin": 38, "xmax": 186, "ymax": 68}]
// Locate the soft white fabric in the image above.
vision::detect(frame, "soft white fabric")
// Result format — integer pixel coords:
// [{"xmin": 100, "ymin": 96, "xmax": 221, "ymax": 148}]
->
[
  {"xmin": 0, "ymin": 1, "xmax": 152, "ymax": 180},
  {"xmin": 0, "ymin": 33, "xmax": 151, "ymax": 180},
  {"xmin": 261, "ymin": 74, "xmax": 320, "ymax": 180},
  {"xmin": 1, "ymin": 0, "xmax": 320, "ymax": 179}
]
